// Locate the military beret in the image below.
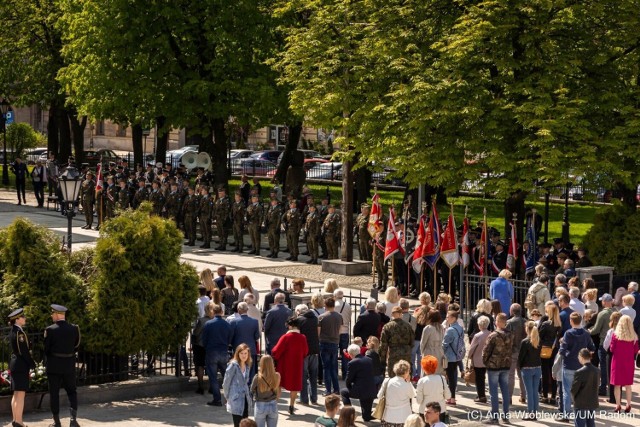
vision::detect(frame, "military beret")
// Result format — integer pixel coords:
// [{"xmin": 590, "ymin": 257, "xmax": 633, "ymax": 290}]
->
[
  {"xmin": 8, "ymin": 308, "xmax": 24, "ymax": 321},
  {"xmin": 51, "ymin": 304, "xmax": 68, "ymax": 314}
]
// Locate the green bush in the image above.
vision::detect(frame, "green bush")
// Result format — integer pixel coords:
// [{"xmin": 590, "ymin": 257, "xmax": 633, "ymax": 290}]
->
[
  {"xmin": 0, "ymin": 218, "xmax": 88, "ymax": 332},
  {"xmin": 582, "ymin": 203, "xmax": 640, "ymax": 273},
  {"xmin": 4, "ymin": 123, "xmax": 42, "ymax": 159},
  {"xmin": 86, "ymin": 202, "xmax": 198, "ymax": 355}
]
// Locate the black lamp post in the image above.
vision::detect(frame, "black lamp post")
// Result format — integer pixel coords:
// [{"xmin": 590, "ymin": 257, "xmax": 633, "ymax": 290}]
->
[
  {"xmin": 58, "ymin": 165, "xmax": 82, "ymax": 252},
  {"xmin": 1, "ymin": 98, "xmax": 10, "ymax": 186}
]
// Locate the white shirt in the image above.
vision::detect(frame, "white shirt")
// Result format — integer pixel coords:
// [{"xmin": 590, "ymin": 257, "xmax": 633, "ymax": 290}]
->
[
  {"xmin": 196, "ymin": 296, "xmax": 210, "ymax": 318},
  {"xmin": 603, "ymin": 328, "xmax": 615, "ymax": 351},
  {"xmin": 247, "ymin": 304, "xmax": 263, "ymax": 332},
  {"xmin": 335, "ymin": 299, "xmax": 351, "ymax": 335},
  {"xmin": 416, "ymin": 374, "xmax": 450, "ymax": 414},
  {"xmin": 384, "ymin": 301, "xmax": 399, "ymax": 318},
  {"xmin": 570, "ymin": 298, "xmax": 586, "ymax": 316},
  {"xmin": 377, "ymin": 376, "xmax": 416, "ymax": 423},
  {"xmin": 620, "ymin": 306, "xmax": 636, "ymax": 321}
]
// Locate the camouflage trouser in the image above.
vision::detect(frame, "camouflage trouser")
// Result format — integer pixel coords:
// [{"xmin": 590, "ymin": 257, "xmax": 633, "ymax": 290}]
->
[
  {"xmin": 233, "ymin": 221, "xmax": 243, "ymax": 247},
  {"xmin": 184, "ymin": 215, "xmax": 196, "ymax": 243},
  {"xmin": 358, "ymin": 238, "xmax": 372, "ymax": 261},
  {"xmin": 375, "ymin": 250, "xmax": 388, "ymax": 286},
  {"xmin": 268, "ymin": 228, "xmax": 280, "ymax": 253},
  {"xmin": 286, "ymin": 229, "xmax": 299, "ymax": 257},
  {"xmin": 307, "ymin": 235, "xmax": 319, "ymax": 260},
  {"xmin": 216, "ymin": 221, "xmax": 228, "ymax": 245},
  {"xmin": 249, "ymin": 224, "xmax": 261, "ymax": 251},
  {"xmin": 320, "ymin": 234, "xmax": 328, "ymax": 256},
  {"xmin": 82, "ymin": 201, "xmax": 94, "ymax": 226},
  {"xmin": 326, "ymin": 235, "xmax": 339, "ymax": 259},
  {"xmin": 199, "ymin": 216, "xmax": 211, "ymax": 244},
  {"xmin": 386, "ymin": 352, "xmax": 412, "ymax": 378}
]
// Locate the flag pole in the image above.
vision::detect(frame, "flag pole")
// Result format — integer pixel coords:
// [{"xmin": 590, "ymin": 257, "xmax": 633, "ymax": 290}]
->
[
  {"xmin": 463, "ymin": 205, "xmax": 469, "ymax": 322},
  {"xmin": 448, "ymin": 203, "xmax": 455, "ymax": 296},
  {"xmin": 512, "ymin": 212, "xmax": 518, "ymax": 277},
  {"xmin": 419, "ymin": 201, "xmax": 427, "ymax": 296},
  {"xmin": 483, "ymin": 207, "xmax": 488, "ymax": 298},
  {"xmin": 404, "ymin": 195, "xmax": 412, "ymax": 297}
]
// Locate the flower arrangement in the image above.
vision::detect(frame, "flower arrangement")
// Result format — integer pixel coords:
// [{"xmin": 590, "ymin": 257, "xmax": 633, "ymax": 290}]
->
[
  {"xmin": 29, "ymin": 363, "xmax": 48, "ymax": 393},
  {"xmin": 0, "ymin": 369, "xmax": 11, "ymax": 395}
]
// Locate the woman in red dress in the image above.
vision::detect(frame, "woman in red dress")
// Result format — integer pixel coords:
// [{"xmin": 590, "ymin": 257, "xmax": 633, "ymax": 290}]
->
[
  {"xmin": 272, "ymin": 316, "xmax": 308, "ymax": 415},
  {"xmin": 610, "ymin": 315, "xmax": 640, "ymax": 413}
]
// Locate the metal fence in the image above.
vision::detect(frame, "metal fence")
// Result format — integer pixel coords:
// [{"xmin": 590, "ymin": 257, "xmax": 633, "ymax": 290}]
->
[{"xmin": 460, "ymin": 274, "xmax": 532, "ymax": 324}]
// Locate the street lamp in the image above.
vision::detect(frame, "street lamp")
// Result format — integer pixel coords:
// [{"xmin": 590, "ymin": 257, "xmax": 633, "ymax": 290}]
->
[
  {"xmin": 58, "ymin": 165, "xmax": 82, "ymax": 252},
  {"xmin": 1, "ymin": 98, "xmax": 10, "ymax": 186}
]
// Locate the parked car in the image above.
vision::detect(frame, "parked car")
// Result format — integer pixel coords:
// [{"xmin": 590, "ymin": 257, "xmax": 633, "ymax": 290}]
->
[
  {"xmin": 230, "ymin": 149, "xmax": 254, "ymax": 159},
  {"xmin": 24, "ymin": 147, "xmax": 49, "ymax": 164},
  {"xmin": 306, "ymin": 162, "xmax": 343, "ymax": 180},
  {"xmin": 250, "ymin": 150, "xmax": 281, "ymax": 164},
  {"xmin": 266, "ymin": 158, "xmax": 328, "ymax": 178},
  {"xmin": 231, "ymin": 158, "xmax": 276, "ymax": 177},
  {"xmin": 165, "ymin": 145, "xmax": 199, "ymax": 168},
  {"xmin": 83, "ymin": 149, "xmax": 121, "ymax": 167},
  {"xmin": 276, "ymin": 149, "xmax": 324, "ymax": 164}
]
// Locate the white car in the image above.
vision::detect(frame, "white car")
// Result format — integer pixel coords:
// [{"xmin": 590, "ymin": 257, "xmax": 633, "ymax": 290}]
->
[
  {"xmin": 230, "ymin": 149, "xmax": 254, "ymax": 159},
  {"xmin": 165, "ymin": 145, "xmax": 199, "ymax": 167}
]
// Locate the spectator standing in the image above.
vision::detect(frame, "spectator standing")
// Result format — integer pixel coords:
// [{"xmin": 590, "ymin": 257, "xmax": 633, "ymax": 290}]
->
[
  {"xmin": 337, "ymin": 407, "xmax": 357, "ymax": 427},
  {"xmin": 603, "ymin": 312, "xmax": 622, "ymax": 404},
  {"xmin": 416, "ymin": 356, "xmax": 450, "ymax": 419},
  {"xmin": 238, "ymin": 276, "xmax": 260, "ymax": 306},
  {"xmin": 378, "ymin": 360, "xmax": 416, "ymax": 427},
  {"xmin": 291, "ymin": 278, "xmax": 306, "ymax": 294},
  {"xmin": 250, "ymin": 355, "xmax": 280, "ymax": 427},
  {"xmin": 353, "ymin": 298, "xmax": 380, "ymax": 344},
  {"xmin": 264, "ymin": 293, "xmax": 292, "ymax": 355},
  {"xmin": 468, "ymin": 315, "xmax": 491, "ymax": 403},
  {"xmin": 196, "ymin": 286, "xmax": 211, "ymax": 318},
  {"xmin": 467, "ymin": 299, "xmax": 495, "ymax": 342},
  {"xmin": 628, "ymin": 281, "xmax": 640, "ymax": 334},
  {"xmin": 384, "ymin": 287, "xmax": 401, "ymax": 317},
  {"xmin": 588, "ymin": 293, "xmax": 614, "ymax": 396},
  {"xmin": 420, "ymin": 310, "xmax": 446, "ymax": 375},
  {"xmin": 619, "ymin": 294, "xmax": 637, "ymax": 322},
  {"xmin": 442, "ymin": 310, "xmax": 465, "ymax": 405},
  {"xmin": 413, "ymin": 300, "xmax": 431, "ymax": 380},
  {"xmin": 315, "ymin": 394, "xmax": 341, "ymax": 427},
  {"xmin": 506, "ymin": 304, "xmax": 526, "ymax": 403},
  {"xmin": 424, "ymin": 402, "xmax": 447, "ymax": 427},
  {"xmin": 192, "ymin": 302, "xmax": 214, "ymax": 394},
  {"xmin": 262, "ymin": 278, "xmax": 292, "ymax": 311},
  {"xmin": 334, "ymin": 289, "xmax": 352, "ymax": 380},
  {"xmin": 489, "ymin": 270, "xmax": 514, "ymax": 316},
  {"xmin": 10, "ymin": 157, "xmax": 27, "ymax": 205},
  {"xmin": 323, "ymin": 278, "xmax": 339, "ymax": 294},
  {"xmin": 518, "ymin": 321, "xmax": 542, "ymax": 419},
  {"xmin": 609, "ymin": 315, "xmax": 639, "ymax": 413},
  {"xmin": 311, "ymin": 292, "xmax": 326, "ymax": 317},
  {"xmin": 214, "ymin": 266, "xmax": 227, "ymax": 290},
  {"xmin": 380, "ymin": 306, "xmax": 414, "ymax": 377},
  {"xmin": 525, "ymin": 275, "xmax": 551, "ymax": 318},
  {"xmin": 376, "ymin": 302, "xmax": 391, "ymax": 336},
  {"xmin": 211, "ymin": 288, "xmax": 226, "ymax": 315},
  {"xmin": 223, "ymin": 344, "xmax": 254, "ymax": 427},
  {"xmin": 558, "ymin": 294, "xmax": 574, "ymax": 335},
  {"xmin": 340, "ymin": 344, "xmax": 377, "ymax": 422},
  {"xmin": 482, "ymin": 313, "xmax": 513, "ymax": 424},
  {"xmin": 582, "ymin": 289, "xmax": 599, "ymax": 315},
  {"xmin": 559, "ymin": 312, "xmax": 595, "ymax": 420},
  {"xmin": 30, "ymin": 160, "xmax": 47, "ymax": 207},
  {"xmin": 571, "ymin": 348, "xmax": 600, "ymax": 427},
  {"xmin": 272, "ymin": 317, "xmax": 309, "ymax": 415},
  {"xmin": 222, "ymin": 275, "xmax": 240, "ymax": 315},
  {"xmin": 318, "ymin": 297, "xmax": 343, "ymax": 395},
  {"xmin": 297, "ymin": 304, "xmax": 320, "ymax": 405},
  {"xmin": 243, "ymin": 295, "xmax": 262, "ymax": 333},
  {"xmin": 46, "ymin": 152, "xmax": 59, "ymax": 196},
  {"xmin": 229, "ymin": 303, "xmax": 260, "ymax": 378},
  {"xmin": 539, "ymin": 302, "xmax": 562, "ymax": 404},
  {"xmin": 201, "ymin": 304, "xmax": 231, "ymax": 407},
  {"xmin": 404, "ymin": 414, "xmax": 425, "ymax": 427},
  {"xmin": 569, "ymin": 287, "xmax": 586, "ymax": 316},
  {"xmin": 200, "ymin": 268, "xmax": 216, "ymax": 294}
]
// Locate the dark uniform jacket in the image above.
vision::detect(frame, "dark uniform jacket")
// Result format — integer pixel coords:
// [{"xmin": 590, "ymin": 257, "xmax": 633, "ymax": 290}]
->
[
  {"xmin": 345, "ymin": 354, "xmax": 377, "ymax": 400},
  {"xmin": 9, "ymin": 325, "xmax": 36, "ymax": 373},
  {"xmin": 44, "ymin": 320, "xmax": 80, "ymax": 374}
]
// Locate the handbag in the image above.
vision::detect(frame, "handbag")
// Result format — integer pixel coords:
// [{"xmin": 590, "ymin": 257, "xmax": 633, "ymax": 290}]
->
[
  {"xmin": 541, "ymin": 338, "xmax": 557, "ymax": 360},
  {"xmin": 372, "ymin": 378, "xmax": 389, "ymax": 420},
  {"xmin": 464, "ymin": 360, "xmax": 476, "ymax": 385}
]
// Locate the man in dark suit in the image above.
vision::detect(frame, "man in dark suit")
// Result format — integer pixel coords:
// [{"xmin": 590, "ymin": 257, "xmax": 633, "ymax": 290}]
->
[
  {"xmin": 340, "ymin": 344, "xmax": 377, "ymax": 422},
  {"xmin": 263, "ymin": 293, "xmax": 292, "ymax": 354},
  {"xmin": 297, "ymin": 304, "xmax": 320, "ymax": 405},
  {"xmin": 571, "ymin": 348, "xmax": 600, "ymax": 427},
  {"xmin": 262, "ymin": 278, "xmax": 291, "ymax": 312},
  {"xmin": 228, "ymin": 302, "xmax": 260, "ymax": 377},
  {"xmin": 352, "ymin": 298, "xmax": 380, "ymax": 344},
  {"xmin": 45, "ymin": 304, "xmax": 81, "ymax": 427},
  {"xmin": 214, "ymin": 265, "xmax": 226, "ymax": 290}
]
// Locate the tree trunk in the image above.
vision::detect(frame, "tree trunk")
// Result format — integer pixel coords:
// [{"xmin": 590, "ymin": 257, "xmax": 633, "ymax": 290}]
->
[
  {"xmin": 354, "ymin": 162, "xmax": 371, "ymax": 208},
  {"xmin": 504, "ymin": 190, "xmax": 528, "ymax": 277},
  {"xmin": 341, "ymin": 159, "xmax": 354, "ymax": 262},
  {"xmin": 614, "ymin": 180, "xmax": 638, "ymax": 211},
  {"xmin": 47, "ymin": 103, "xmax": 59, "ymax": 158},
  {"xmin": 275, "ymin": 121, "xmax": 302, "ymax": 185},
  {"xmin": 68, "ymin": 109, "xmax": 87, "ymax": 165},
  {"xmin": 57, "ymin": 104, "xmax": 72, "ymax": 163},
  {"xmin": 131, "ymin": 124, "xmax": 143, "ymax": 168},
  {"xmin": 155, "ymin": 116, "xmax": 168, "ymax": 164},
  {"xmin": 211, "ymin": 117, "xmax": 228, "ymax": 188}
]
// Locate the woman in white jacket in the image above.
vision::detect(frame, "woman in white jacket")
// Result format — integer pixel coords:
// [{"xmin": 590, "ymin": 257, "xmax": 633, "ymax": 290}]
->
[
  {"xmin": 377, "ymin": 360, "xmax": 415, "ymax": 427},
  {"xmin": 416, "ymin": 355, "xmax": 450, "ymax": 422}
]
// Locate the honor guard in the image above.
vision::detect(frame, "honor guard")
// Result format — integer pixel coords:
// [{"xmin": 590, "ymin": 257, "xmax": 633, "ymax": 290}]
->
[
  {"xmin": 80, "ymin": 171, "xmax": 95, "ymax": 230},
  {"xmin": 45, "ymin": 304, "xmax": 81, "ymax": 427},
  {"xmin": 183, "ymin": 187, "xmax": 199, "ymax": 246},
  {"xmin": 104, "ymin": 176, "xmax": 117, "ymax": 219},
  {"xmin": 149, "ymin": 181, "xmax": 165, "ymax": 216},
  {"xmin": 247, "ymin": 194, "xmax": 264, "ymax": 255},
  {"xmin": 305, "ymin": 204, "xmax": 321, "ymax": 264},
  {"xmin": 198, "ymin": 187, "xmax": 213, "ymax": 249},
  {"xmin": 214, "ymin": 186, "xmax": 231, "ymax": 250},
  {"xmin": 356, "ymin": 203, "xmax": 372, "ymax": 261},
  {"xmin": 117, "ymin": 178, "xmax": 130, "ymax": 210},
  {"xmin": 164, "ymin": 182, "xmax": 182, "ymax": 225},
  {"xmin": 231, "ymin": 191, "xmax": 246, "ymax": 252},
  {"xmin": 282, "ymin": 199, "xmax": 301, "ymax": 261},
  {"xmin": 8, "ymin": 308, "xmax": 36, "ymax": 427},
  {"xmin": 144, "ymin": 164, "xmax": 155, "ymax": 184},
  {"xmin": 265, "ymin": 198, "xmax": 282, "ymax": 258},
  {"xmin": 132, "ymin": 177, "xmax": 149, "ymax": 209},
  {"xmin": 374, "ymin": 215, "xmax": 388, "ymax": 290},
  {"xmin": 318, "ymin": 195, "xmax": 330, "ymax": 258},
  {"xmin": 322, "ymin": 204, "xmax": 341, "ymax": 259}
]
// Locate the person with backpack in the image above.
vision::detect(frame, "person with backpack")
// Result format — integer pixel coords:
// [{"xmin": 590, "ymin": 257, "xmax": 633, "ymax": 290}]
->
[
  {"xmin": 442, "ymin": 310, "xmax": 465, "ymax": 405},
  {"xmin": 525, "ymin": 274, "xmax": 551, "ymax": 317}
]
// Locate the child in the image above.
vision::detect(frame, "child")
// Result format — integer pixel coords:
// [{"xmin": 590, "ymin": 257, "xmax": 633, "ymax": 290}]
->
[
  {"xmin": 530, "ymin": 309, "xmax": 542, "ymax": 326},
  {"xmin": 315, "ymin": 394, "xmax": 341, "ymax": 427},
  {"xmin": 571, "ymin": 348, "xmax": 599, "ymax": 427},
  {"xmin": 365, "ymin": 336, "xmax": 384, "ymax": 388},
  {"xmin": 342, "ymin": 337, "xmax": 367, "ymax": 361}
]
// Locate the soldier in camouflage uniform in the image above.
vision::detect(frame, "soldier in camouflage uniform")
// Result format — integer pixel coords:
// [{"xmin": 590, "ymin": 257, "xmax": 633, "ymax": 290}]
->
[
  {"xmin": 318, "ymin": 196, "xmax": 330, "ymax": 258},
  {"xmin": 104, "ymin": 176, "xmax": 117, "ymax": 219},
  {"xmin": 356, "ymin": 203, "xmax": 372, "ymax": 261},
  {"xmin": 374, "ymin": 215, "xmax": 388, "ymax": 291},
  {"xmin": 379, "ymin": 306, "xmax": 414, "ymax": 377},
  {"xmin": 282, "ymin": 200, "xmax": 301, "ymax": 261},
  {"xmin": 80, "ymin": 171, "xmax": 96, "ymax": 229},
  {"xmin": 322, "ymin": 204, "xmax": 341, "ymax": 259},
  {"xmin": 183, "ymin": 187, "xmax": 199, "ymax": 246},
  {"xmin": 247, "ymin": 194, "xmax": 263, "ymax": 255},
  {"xmin": 149, "ymin": 181, "xmax": 165, "ymax": 216},
  {"xmin": 132, "ymin": 178, "xmax": 149, "ymax": 209},
  {"xmin": 214, "ymin": 187, "xmax": 231, "ymax": 250},
  {"xmin": 117, "ymin": 178, "xmax": 130, "ymax": 210},
  {"xmin": 164, "ymin": 182, "xmax": 182, "ymax": 226},
  {"xmin": 198, "ymin": 187, "xmax": 213, "ymax": 249},
  {"xmin": 305, "ymin": 204, "xmax": 321, "ymax": 264},
  {"xmin": 231, "ymin": 191, "xmax": 246, "ymax": 253},
  {"xmin": 265, "ymin": 198, "xmax": 282, "ymax": 258}
]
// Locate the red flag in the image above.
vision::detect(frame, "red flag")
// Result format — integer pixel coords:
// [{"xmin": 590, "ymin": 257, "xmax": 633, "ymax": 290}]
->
[
  {"xmin": 384, "ymin": 208, "xmax": 403, "ymax": 262},
  {"xmin": 412, "ymin": 214, "xmax": 427, "ymax": 273},
  {"xmin": 368, "ymin": 193, "xmax": 383, "ymax": 238},
  {"xmin": 95, "ymin": 159, "xmax": 103, "ymax": 193},
  {"xmin": 423, "ymin": 201, "xmax": 441, "ymax": 268},
  {"xmin": 478, "ymin": 220, "xmax": 488, "ymax": 276},
  {"xmin": 440, "ymin": 212, "xmax": 459, "ymax": 268},
  {"xmin": 462, "ymin": 217, "xmax": 471, "ymax": 268},
  {"xmin": 507, "ymin": 221, "xmax": 518, "ymax": 270}
]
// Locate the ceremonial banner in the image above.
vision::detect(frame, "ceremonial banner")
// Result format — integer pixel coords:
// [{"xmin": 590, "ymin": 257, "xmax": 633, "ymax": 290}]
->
[
  {"xmin": 95, "ymin": 159, "xmax": 103, "ymax": 193},
  {"xmin": 423, "ymin": 201, "xmax": 441, "ymax": 268},
  {"xmin": 368, "ymin": 193, "xmax": 383, "ymax": 238},
  {"xmin": 462, "ymin": 217, "xmax": 471, "ymax": 268},
  {"xmin": 441, "ymin": 212, "xmax": 459, "ymax": 268},
  {"xmin": 412, "ymin": 215, "xmax": 427, "ymax": 273},
  {"xmin": 384, "ymin": 208, "xmax": 403, "ymax": 262},
  {"xmin": 478, "ymin": 219, "xmax": 488, "ymax": 276},
  {"xmin": 506, "ymin": 221, "xmax": 518, "ymax": 270},
  {"xmin": 525, "ymin": 218, "xmax": 538, "ymax": 275}
]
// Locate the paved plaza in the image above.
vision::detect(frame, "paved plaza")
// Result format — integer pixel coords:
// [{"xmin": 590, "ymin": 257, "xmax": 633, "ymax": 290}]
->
[{"xmin": 1, "ymin": 189, "xmax": 639, "ymax": 427}]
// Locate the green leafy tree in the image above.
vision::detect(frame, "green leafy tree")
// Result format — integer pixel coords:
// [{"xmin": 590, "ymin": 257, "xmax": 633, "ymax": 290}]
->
[
  {"xmin": 86, "ymin": 203, "xmax": 198, "ymax": 355},
  {"xmin": 5, "ymin": 123, "xmax": 42, "ymax": 159}
]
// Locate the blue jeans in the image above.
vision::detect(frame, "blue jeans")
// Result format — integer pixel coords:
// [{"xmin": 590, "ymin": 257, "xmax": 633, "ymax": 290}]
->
[
  {"xmin": 320, "ymin": 342, "xmax": 339, "ymax": 394},
  {"xmin": 597, "ymin": 345, "xmax": 608, "ymax": 394},
  {"xmin": 205, "ymin": 351, "xmax": 228, "ymax": 404},
  {"xmin": 339, "ymin": 333, "xmax": 349, "ymax": 380},
  {"xmin": 488, "ymin": 370, "xmax": 510, "ymax": 418},
  {"xmin": 521, "ymin": 366, "xmax": 541, "ymax": 413},
  {"xmin": 562, "ymin": 368, "xmax": 576, "ymax": 418},
  {"xmin": 411, "ymin": 340, "xmax": 421, "ymax": 377},
  {"xmin": 301, "ymin": 354, "xmax": 319, "ymax": 403},
  {"xmin": 254, "ymin": 400, "xmax": 278, "ymax": 427},
  {"xmin": 574, "ymin": 409, "xmax": 595, "ymax": 427}
]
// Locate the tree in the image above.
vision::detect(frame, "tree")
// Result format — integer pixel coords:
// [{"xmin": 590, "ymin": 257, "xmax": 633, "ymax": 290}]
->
[{"xmin": 5, "ymin": 123, "xmax": 43, "ymax": 159}]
